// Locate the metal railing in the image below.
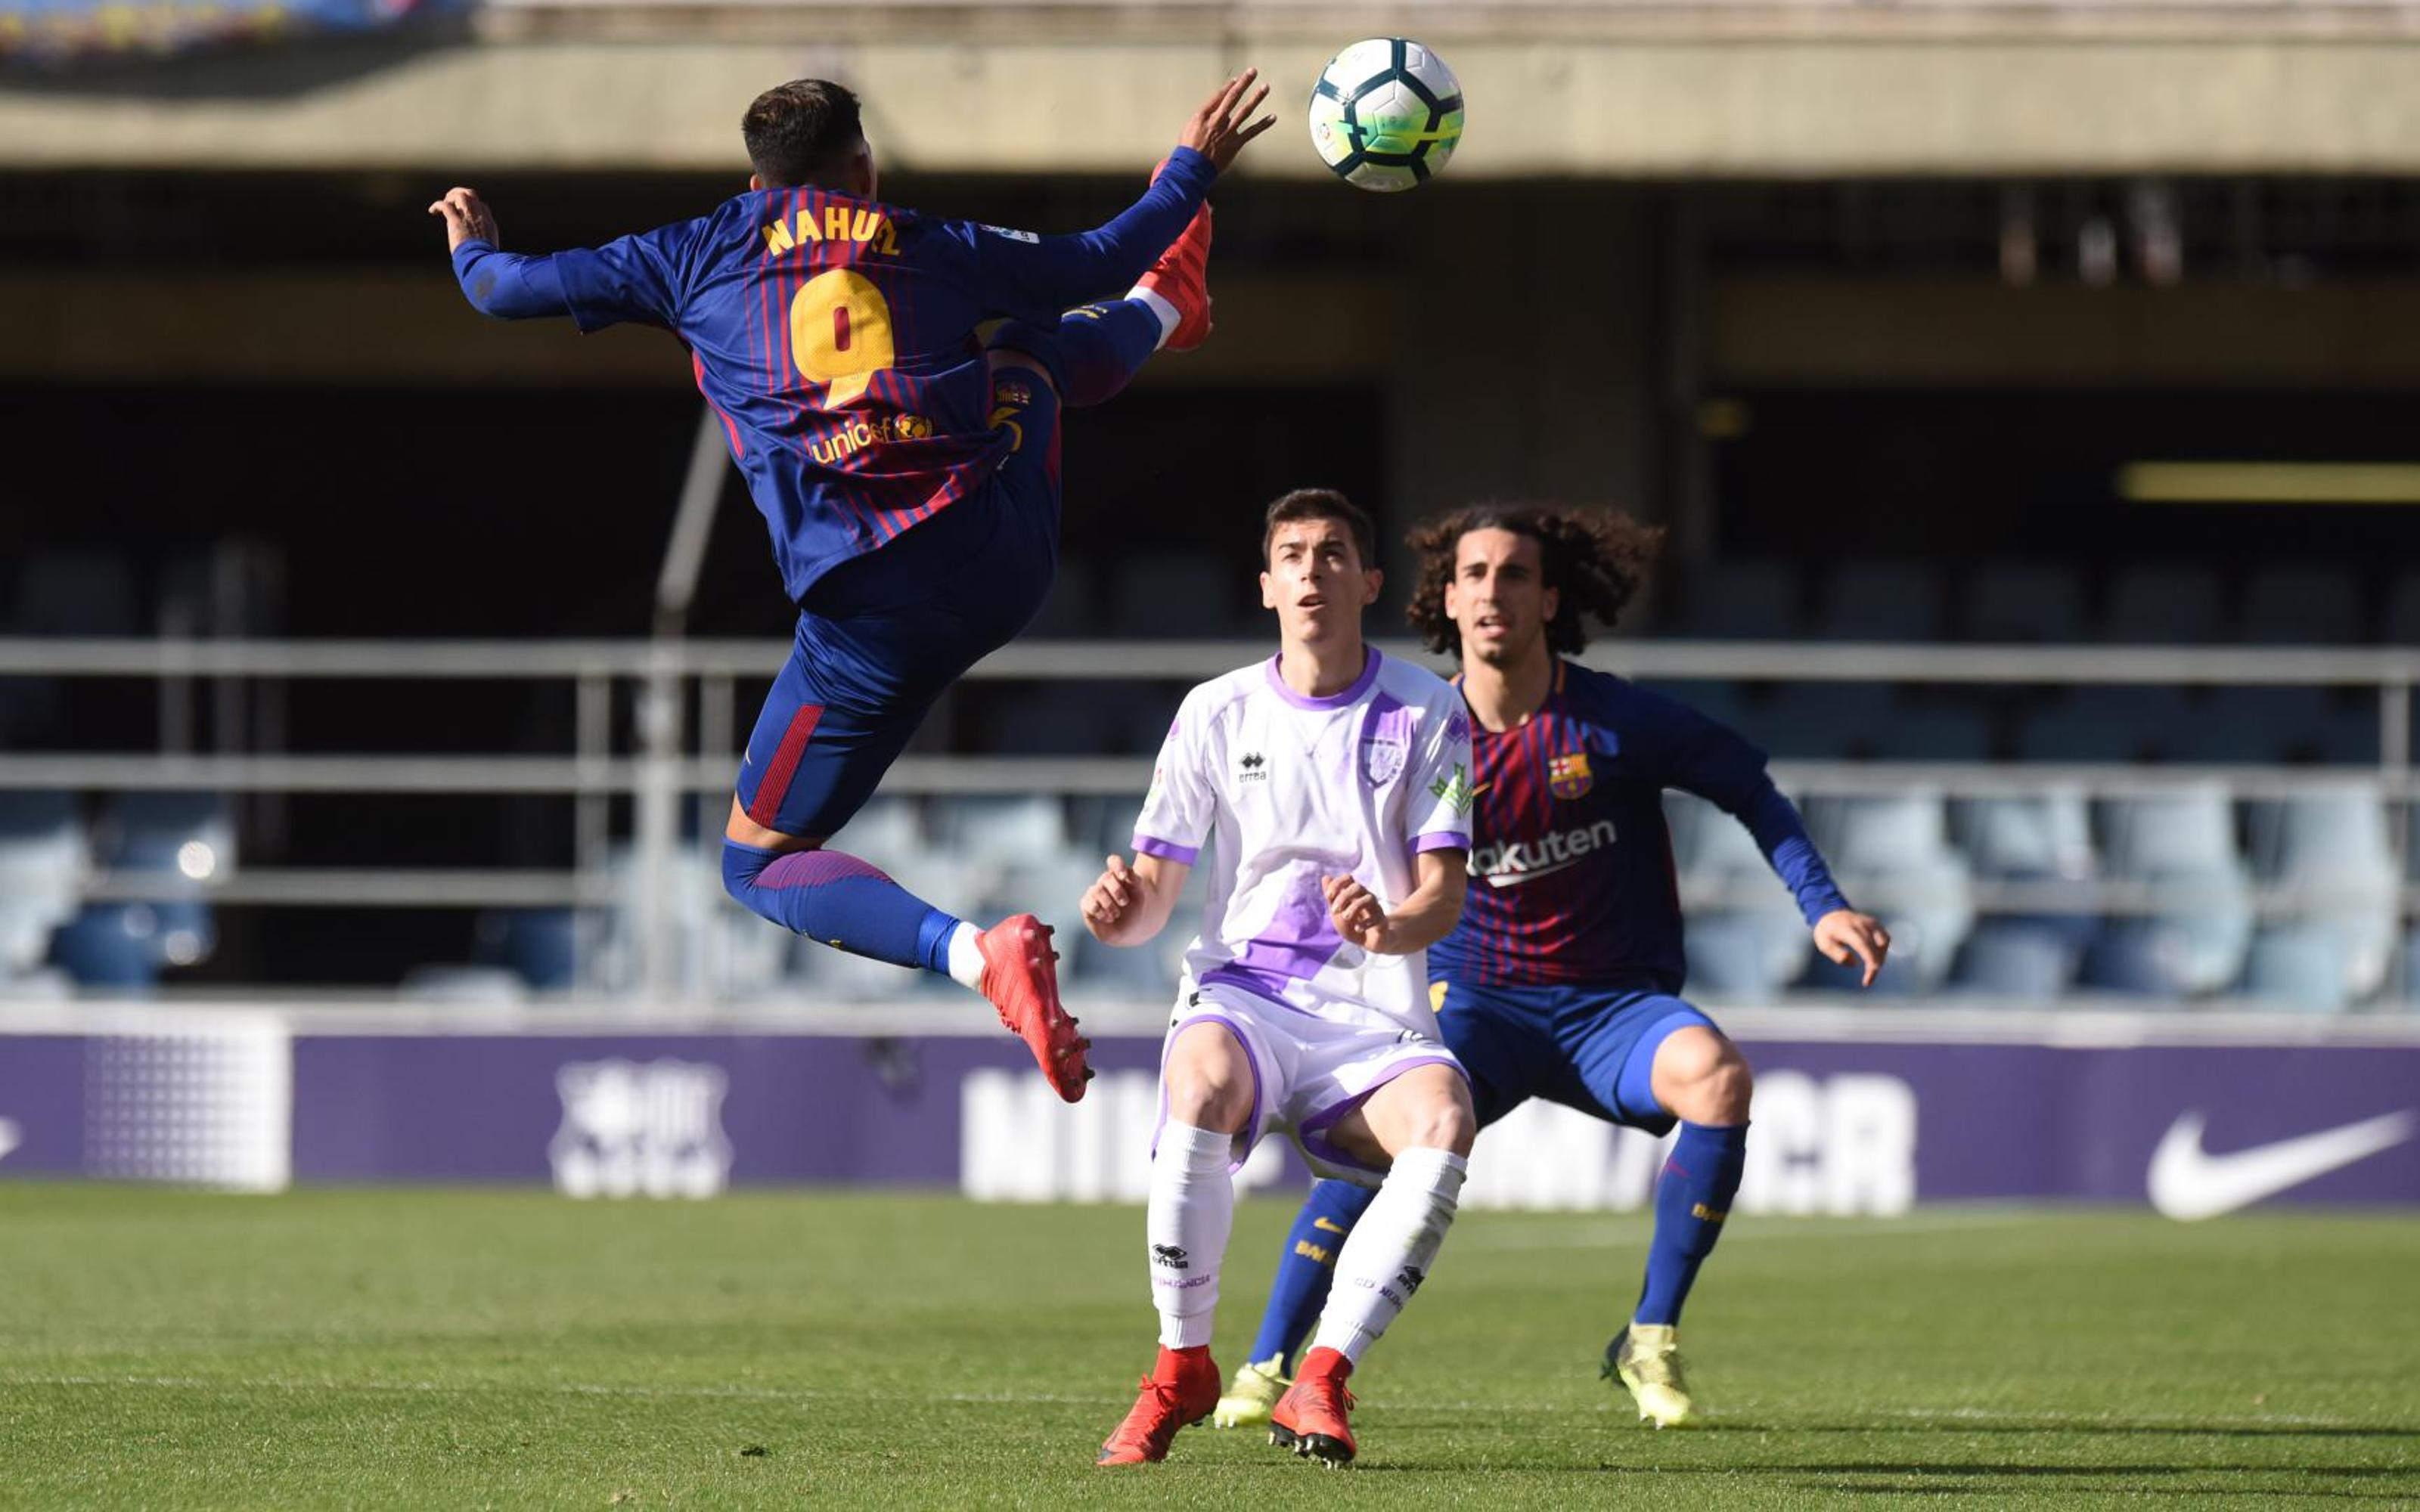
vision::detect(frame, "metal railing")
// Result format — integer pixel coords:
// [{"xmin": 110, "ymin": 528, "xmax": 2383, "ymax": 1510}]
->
[{"xmin": 1, "ymin": 635, "xmax": 2414, "ymax": 1002}]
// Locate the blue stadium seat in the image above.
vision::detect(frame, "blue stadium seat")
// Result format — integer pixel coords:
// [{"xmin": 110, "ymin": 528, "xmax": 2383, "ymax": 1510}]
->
[
  {"xmin": 931, "ymin": 795, "xmax": 1071, "ymax": 869},
  {"xmin": 1949, "ymin": 922, "xmax": 2077, "ymax": 998},
  {"xmin": 1669, "ymin": 792, "xmax": 1811, "ymax": 996},
  {"xmin": 473, "ymin": 908, "xmax": 579, "ymax": 990},
  {"xmin": 1744, "ymin": 682, "xmax": 1894, "ymax": 760},
  {"xmin": 1805, "ymin": 791, "xmax": 1975, "ymax": 991},
  {"xmin": 1961, "ymin": 560, "xmax": 2087, "ymax": 643},
  {"xmin": 1110, "ymin": 553, "xmax": 1252, "ymax": 638},
  {"xmin": 1952, "ymin": 791, "xmax": 2099, "ymax": 951},
  {"xmin": 2235, "ymin": 924, "xmax": 2351, "ymax": 1013},
  {"xmin": 1634, "ymin": 680, "xmax": 1749, "ymax": 735},
  {"xmin": 2095, "ymin": 785, "xmax": 2254, "ymax": 993},
  {"xmin": 2076, "ymin": 922, "xmax": 2188, "ymax": 999},
  {"xmin": 0, "ymin": 792, "xmax": 87, "ymax": 972},
  {"xmin": 49, "ymin": 903, "xmax": 162, "ymax": 990},
  {"xmin": 1677, "ymin": 559, "xmax": 1801, "ymax": 640},
  {"xmin": 398, "ymin": 964, "xmax": 529, "ymax": 1002},
  {"xmin": 2239, "ymin": 562, "xmax": 2360, "ymax": 646},
  {"xmin": 11, "ymin": 548, "xmax": 140, "ymax": 636},
  {"xmin": 830, "ymin": 796, "xmax": 922, "ymax": 861},
  {"xmin": 984, "ymin": 684, "xmax": 1118, "ymax": 755},
  {"xmin": 1814, "ymin": 559, "xmax": 1947, "ymax": 643},
  {"xmin": 2104, "ymin": 564, "xmax": 2224, "ymax": 644},
  {"xmin": 2013, "ymin": 686, "xmax": 2191, "ymax": 764},
  {"xmin": 2174, "ymin": 688, "xmax": 2373, "ymax": 766},
  {"xmin": 2245, "ymin": 790, "xmax": 2399, "ymax": 1000},
  {"xmin": 1873, "ymin": 705, "xmax": 1996, "ymax": 761},
  {"xmin": 1022, "ymin": 552, "xmax": 1098, "ymax": 638},
  {"xmin": 2382, "ymin": 567, "xmax": 2420, "ymax": 645}
]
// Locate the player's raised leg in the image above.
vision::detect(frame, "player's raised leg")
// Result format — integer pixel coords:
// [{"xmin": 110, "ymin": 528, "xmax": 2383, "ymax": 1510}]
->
[
  {"xmin": 1213, "ymin": 1178, "xmax": 1374, "ymax": 1427},
  {"xmin": 1606, "ymin": 1022, "xmax": 1753, "ymax": 1429},
  {"xmin": 1270, "ymin": 1064, "xmax": 1475, "ymax": 1468},
  {"xmin": 1097, "ymin": 1019, "xmax": 1253, "ymax": 1466}
]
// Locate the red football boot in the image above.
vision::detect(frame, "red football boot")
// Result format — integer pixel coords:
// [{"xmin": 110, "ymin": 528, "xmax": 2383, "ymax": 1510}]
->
[
  {"xmin": 1268, "ymin": 1347, "xmax": 1357, "ymax": 1467},
  {"xmin": 1134, "ymin": 200, "xmax": 1215, "ymax": 353},
  {"xmin": 1097, "ymin": 1345, "xmax": 1222, "ymax": 1466},
  {"xmin": 975, "ymin": 913, "xmax": 1091, "ymax": 1102}
]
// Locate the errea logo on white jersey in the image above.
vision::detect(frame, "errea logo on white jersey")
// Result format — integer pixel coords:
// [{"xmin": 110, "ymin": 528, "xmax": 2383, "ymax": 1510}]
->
[{"xmin": 1473, "ymin": 818, "xmax": 1617, "ymax": 887}]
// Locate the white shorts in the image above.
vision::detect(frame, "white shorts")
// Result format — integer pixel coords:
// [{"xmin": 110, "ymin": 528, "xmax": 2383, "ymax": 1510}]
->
[{"xmin": 1157, "ymin": 980, "xmax": 1466, "ymax": 1187}]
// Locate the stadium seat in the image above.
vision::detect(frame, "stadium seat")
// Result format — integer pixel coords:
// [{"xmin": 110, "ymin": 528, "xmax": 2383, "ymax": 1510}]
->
[
  {"xmin": 2173, "ymin": 687, "xmax": 2373, "ymax": 766},
  {"xmin": 831, "ymin": 796, "xmax": 922, "ymax": 861},
  {"xmin": 399, "ymin": 964, "xmax": 530, "ymax": 1002},
  {"xmin": 1814, "ymin": 559, "xmax": 1947, "ymax": 643},
  {"xmin": 2235, "ymin": 924, "xmax": 2351, "ymax": 1013},
  {"xmin": 2381, "ymin": 567, "xmax": 2420, "ymax": 645},
  {"xmin": 2075, "ymin": 922, "xmax": 2189, "ymax": 998},
  {"xmin": 2245, "ymin": 789, "xmax": 2400, "ymax": 999},
  {"xmin": 48, "ymin": 903, "xmax": 162, "ymax": 990},
  {"xmin": 1634, "ymin": 680, "xmax": 1749, "ymax": 735},
  {"xmin": 1022, "ymin": 552, "xmax": 1098, "ymax": 638},
  {"xmin": 1109, "ymin": 552, "xmax": 1252, "ymax": 638},
  {"xmin": 1872, "ymin": 704, "xmax": 1996, "ymax": 761},
  {"xmin": 982, "ymin": 683, "xmax": 1118, "ymax": 755},
  {"xmin": 1805, "ymin": 790, "xmax": 1975, "ymax": 992},
  {"xmin": 473, "ymin": 908, "xmax": 579, "ymax": 990},
  {"xmin": 10, "ymin": 548, "xmax": 140, "ymax": 636},
  {"xmin": 0, "ymin": 792, "xmax": 88, "ymax": 972},
  {"xmin": 1745, "ymin": 682, "xmax": 1894, "ymax": 760},
  {"xmin": 2013, "ymin": 686, "xmax": 2190, "ymax": 764},
  {"xmin": 931, "ymin": 795, "xmax": 1071, "ymax": 869},
  {"xmin": 1951, "ymin": 790, "xmax": 2099, "ymax": 950},
  {"xmin": 1949, "ymin": 922, "xmax": 2077, "ymax": 998},
  {"xmin": 1961, "ymin": 560, "xmax": 2087, "ymax": 643},
  {"xmin": 1676, "ymin": 559, "xmax": 1801, "ymax": 640},
  {"xmin": 1668, "ymin": 792, "xmax": 1811, "ymax": 996},
  {"xmin": 2239, "ymin": 562, "xmax": 2360, "ymax": 646},
  {"xmin": 2094, "ymin": 785, "xmax": 2255, "ymax": 994},
  {"xmin": 2104, "ymin": 563, "xmax": 2224, "ymax": 644}
]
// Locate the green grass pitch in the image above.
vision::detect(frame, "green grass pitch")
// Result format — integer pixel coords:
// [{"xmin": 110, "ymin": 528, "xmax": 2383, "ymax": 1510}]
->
[{"xmin": 3, "ymin": 1185, "xmax": 2415, "ymax": 1508}]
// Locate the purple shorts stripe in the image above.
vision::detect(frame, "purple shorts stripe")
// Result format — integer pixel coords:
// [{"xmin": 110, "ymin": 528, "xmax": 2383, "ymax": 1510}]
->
[
  {"xmin": 1132, "ymin": 833, "xmax": 1199, "ymax": 866},
  {"xmin": 1295, "ymin": 1052, "xmax": 1469, "ymax": 1180},
  {"xmin": 1152, "ymin": 1010, "xmax": 1267, "ymax": 1176}
]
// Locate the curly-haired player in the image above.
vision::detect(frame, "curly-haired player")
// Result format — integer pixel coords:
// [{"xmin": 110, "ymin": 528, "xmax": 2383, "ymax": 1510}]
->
[{"xmin": 1214, "ymin": 504, "xmax": 1891, "ymax": 1434}]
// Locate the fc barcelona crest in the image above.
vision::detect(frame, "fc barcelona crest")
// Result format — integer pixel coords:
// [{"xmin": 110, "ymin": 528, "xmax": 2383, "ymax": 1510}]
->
[{"xmin": 1549, "ymin": 751, "xmax": 1593, "ymax": 800}]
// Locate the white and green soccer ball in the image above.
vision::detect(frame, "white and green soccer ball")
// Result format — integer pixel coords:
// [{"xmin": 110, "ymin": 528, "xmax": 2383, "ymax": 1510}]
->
[{"xmin": 1308, "ymin": 37, "xmax": 1466, "ymax": 192}]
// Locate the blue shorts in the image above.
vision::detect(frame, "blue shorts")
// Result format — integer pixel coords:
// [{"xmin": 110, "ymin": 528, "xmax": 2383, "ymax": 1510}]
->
[
  {"xmin": 1432, "ymin": 977, "xmax": 1719, "ymax": 1136},
  {"xmin": 734, "ymin": 360, "xmax": 1063, "ymax": 840}
]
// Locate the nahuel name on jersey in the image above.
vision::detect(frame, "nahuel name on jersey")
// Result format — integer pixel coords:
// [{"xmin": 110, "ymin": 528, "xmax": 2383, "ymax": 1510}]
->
[
  {"xmin": 762, "ymin": 204, "xmax": 902, "ymax": 257},
  {"xmin": 1473, "ymin": 818, "xmax": 1618, "ymax": 887}
]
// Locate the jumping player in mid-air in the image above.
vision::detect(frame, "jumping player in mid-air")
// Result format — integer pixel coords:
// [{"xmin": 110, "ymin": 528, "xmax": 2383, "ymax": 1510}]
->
[
  {"xmin": 1212, "ymin": 505, "xmax": 1891, "ymax": 1433},
  {"xmin": 431, "ymin": 73, "xmax": 1274, "ymax": 1101}
]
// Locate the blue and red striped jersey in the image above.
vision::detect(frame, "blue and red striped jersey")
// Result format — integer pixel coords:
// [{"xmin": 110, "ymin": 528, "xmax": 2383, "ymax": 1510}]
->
[
  {"xmin": 450, "ymin": 150, "xmax": 1215, "ymax": 602},
  {"xmin": 1426, "ymin": 659, "xmax": 1848, "ymax": 993}
]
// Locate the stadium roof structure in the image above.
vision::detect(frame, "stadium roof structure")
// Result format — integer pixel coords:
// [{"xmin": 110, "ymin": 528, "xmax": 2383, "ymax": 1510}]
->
[{"xmin": 13, "ymin": 0, "xmax": 2420, "ymax": 174}]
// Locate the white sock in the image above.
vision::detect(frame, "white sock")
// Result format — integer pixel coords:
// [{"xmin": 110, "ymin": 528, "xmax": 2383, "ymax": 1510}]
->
[
  {"xmin": 1310, "ymin": 1145, "xmax": 1467, "ymax": 1364},
  {"xmin": 1148, "ymin": 1120, "xmax": 1236, "ymax": 1349},
  {"xmin": 945, "ymin": 923, "xmax": 985, "ymax": 990},
  {"xmin": 1127, "ymin": 287, "xmax": 1181, "ymax": 349}
]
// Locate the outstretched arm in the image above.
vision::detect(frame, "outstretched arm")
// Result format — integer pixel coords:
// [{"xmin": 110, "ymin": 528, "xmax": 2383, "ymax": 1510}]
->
[
  {"xmin": 954, "ymin": 70, "xmax": 1274, "ymax": 320},
  {"xmin": 431, "ymin": 187, "xmax": 573, "ymax": 321}
]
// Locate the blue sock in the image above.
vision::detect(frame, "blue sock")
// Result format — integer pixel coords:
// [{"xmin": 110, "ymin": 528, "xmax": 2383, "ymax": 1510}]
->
[
  {"xmin": 1635, "ymin": 1122, "xmax": 1748, "ymax": 1328},
  {"xmin": 1247, "ymin": 1179, "xmax": 1378, "ymax": 1370},
  {"xmin": 721, "ymin": 841, "xmax": 963, "ymax": 975},
  {"xmin": 990, "ymin": 300, "xmax": 1161, "ymax": 408}
]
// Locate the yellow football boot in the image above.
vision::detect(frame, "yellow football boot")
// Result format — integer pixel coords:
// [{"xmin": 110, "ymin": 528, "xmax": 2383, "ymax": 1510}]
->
[
  {"xmin": 1211, "ymin": 1356, "xmax": 1289, "ymax": 1430},
  {"xmin": 1604, "ymin": 1324, "xmax": 1700, "ymax": 1429}
]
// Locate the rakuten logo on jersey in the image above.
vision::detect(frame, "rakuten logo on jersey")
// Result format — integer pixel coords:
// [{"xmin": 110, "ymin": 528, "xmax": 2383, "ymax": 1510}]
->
[{"xmin": 1473, "ymin": 818, "xmax": 1618, "ymax": 887}]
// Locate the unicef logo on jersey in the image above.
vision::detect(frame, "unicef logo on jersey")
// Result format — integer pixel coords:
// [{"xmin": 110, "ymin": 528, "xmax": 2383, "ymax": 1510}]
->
[{"xmin": 548, "ymin": 1058, "xmax": 734, "ymax": 1199}]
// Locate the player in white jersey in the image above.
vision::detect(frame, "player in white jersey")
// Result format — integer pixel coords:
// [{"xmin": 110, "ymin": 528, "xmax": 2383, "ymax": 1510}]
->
[{"xmin": 1082, "ymin": 488, "xmax": 1477, "ymax": 1470}]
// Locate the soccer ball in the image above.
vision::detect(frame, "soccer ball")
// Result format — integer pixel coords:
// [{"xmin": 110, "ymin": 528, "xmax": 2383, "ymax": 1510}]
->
[{"xmin": 1308, "ymin": 37, "xmax": 1466, "ymax": 192}]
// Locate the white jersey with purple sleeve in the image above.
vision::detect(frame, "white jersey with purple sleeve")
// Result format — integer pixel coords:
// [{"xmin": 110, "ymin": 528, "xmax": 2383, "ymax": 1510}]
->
[{"xmin": 1131, "ymin": 648, "xmax": 1475, "ymax": 1037}]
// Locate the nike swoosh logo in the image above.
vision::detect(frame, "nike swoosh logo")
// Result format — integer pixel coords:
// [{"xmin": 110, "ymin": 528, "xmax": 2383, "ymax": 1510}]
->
[
  {"xmin": 2146, "ymin": 1108, "xmax": 2416, "ymax": 1222},
  {"xmin": 1314, "ymin": 1217, "xmax": 1349, "ymax": 1235}
]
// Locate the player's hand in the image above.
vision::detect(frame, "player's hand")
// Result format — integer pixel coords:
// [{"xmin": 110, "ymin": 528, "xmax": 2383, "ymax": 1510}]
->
[
  {"xmin": 1177, "ymin": 69, "xmax": 1277, "ymax": 173},
  {"xmin": 1813, "ymin": 909, "xmax": 1891, "ymax": 987},
  {"xmin": 1323, "ymin": 873, "xmax": 1392, "ymax": 953},
  {"xmin": 1081, "ymin": 854, "xmax": 1144, "ymax": 943},
  {"xmin": 428, "ymin": 187, "xmax": 501, "ymax": 253}
]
